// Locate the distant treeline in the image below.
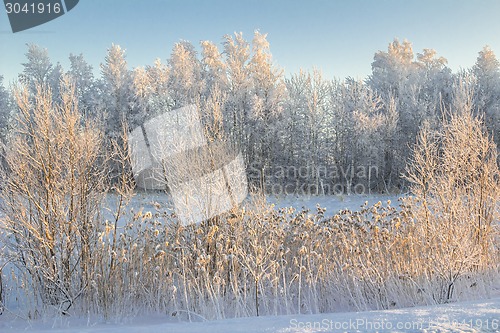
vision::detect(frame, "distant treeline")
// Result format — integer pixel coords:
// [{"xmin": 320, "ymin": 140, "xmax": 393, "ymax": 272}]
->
[{"xmin": 0, "ymin": 34, "xmax": 499, "ymax": 193}]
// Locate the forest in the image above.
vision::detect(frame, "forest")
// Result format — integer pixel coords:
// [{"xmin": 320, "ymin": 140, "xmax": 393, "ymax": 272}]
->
[
  {"xmin": 0, "ymin": 33, "xmax": 497, "ymax": 194},
  {"xmin": 0, "ymin": 32, "xmax": 498, "ymax": 321}
]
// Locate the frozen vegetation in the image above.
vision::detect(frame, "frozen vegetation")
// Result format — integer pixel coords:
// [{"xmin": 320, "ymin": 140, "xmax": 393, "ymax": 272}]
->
[{"xmin": 0, "ymin": 33, "xmax": 498, "ymax": 332}]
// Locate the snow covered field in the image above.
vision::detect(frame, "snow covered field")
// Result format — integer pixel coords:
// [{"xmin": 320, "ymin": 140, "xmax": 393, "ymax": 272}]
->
[
  {"xmin": 1, "ymin": 296, "xmax": 498, "ymax": 333},
  {"xmin": 124, "ymin": 191, "xmax": 402, "ymax": 219},
  {"xmin": 266, "ymin": 193, "xmax": 402, "ymax": 214}
]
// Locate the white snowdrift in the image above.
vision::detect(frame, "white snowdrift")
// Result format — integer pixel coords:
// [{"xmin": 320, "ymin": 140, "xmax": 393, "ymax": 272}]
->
[{"xmin": 1, "ymin": 297, "xmax": 498, "ymax": 333}]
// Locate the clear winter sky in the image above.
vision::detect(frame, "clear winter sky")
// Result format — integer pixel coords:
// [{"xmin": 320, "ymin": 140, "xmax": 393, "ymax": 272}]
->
[{"xmin": 1, "ymin": 0, "xmax": 500, "ymax": 84}]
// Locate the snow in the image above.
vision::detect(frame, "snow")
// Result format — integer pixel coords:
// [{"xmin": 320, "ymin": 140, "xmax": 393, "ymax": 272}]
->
[
  {"xmin": 101, "ymin": 192, "xmax": 402, "ymax": 231},
  {"xmin": 1, "ymin": 297, "xmax": 498, "ymax": 333},
  {"xmin": 266, "ymin": 193, "xmax": 402, "ymax": 214},
  {"xmin": 122, "ymin": 192, "xmax": 403, "ymax": 219}
]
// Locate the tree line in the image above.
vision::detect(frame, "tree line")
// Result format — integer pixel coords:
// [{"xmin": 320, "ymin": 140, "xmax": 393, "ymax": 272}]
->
[{"xmin": 0, "ymin": 33, "xmax": 499, "ymax": 194}]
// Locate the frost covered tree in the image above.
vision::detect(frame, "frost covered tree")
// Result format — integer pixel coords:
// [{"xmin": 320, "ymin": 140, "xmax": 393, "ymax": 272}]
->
[
  {"xmin": 199, "ymin": 41, "xmax": 228, "ymax": 140},
  {"xmin": 168, "ymin": 41, "xmax": 203, "ymax": 108},
  {"xmin": 369, "ymin": 39, "xmax": 449, "ymax": 119},
  {"xmin": 369, "ymin": 39, "xmax": 417, "ymax": 95},
  {"xmin": 223, "ymin": 32, "xmax": 252, "ymax": 155},
  {"xmin": 247, "ymin": 31, "xmax": 286, "ymax": 176},
  {"xmin": 131, "ymin": 66, "xmax": 152, "ymax": 124},
  {"xmin": 249, "ymin": 31, "xmax": 286, "ymax": 120},
  {"xmin": 67, "ymin": 53, "xmax": 98, "ymax": 117},
  {"xmin": 368, "ymin": 40, "xmax": 420, "ymax": 187},
  {"xmin": 415, "ymin": 48, "xmax": 453, "ymax": 115},
  {"xmin": 100, "ymin": 44, "xmax": 135, "ymax": 136},
  {"xmin": 19, "ymin": 44, "xmax": 61, "ymax": 99},
  {"xmin": 324, "ymin": 78, "xmax": 391, "ymax": 193},
  {"xmin": 367, "ymin": 39, "xmax": 452, "ymax": 189},
  {"xmin": 19, "ymin": 44, "xmax": 52, "ymax": 88},
  {"xmin": 473, "ymin": 46, "xmax": 500, "ymax": 142},
  {"xmin": 131, "ymin": 60, "xmax": 173, "ymax": 125},
  {"xmin": 201, "ymin": 40, "xmax": 228, "ymax": 93},
  {"xmin": 144, "ymin": 58, "xmax": 172, "ymax": 115},
  {"xmin": 0, "ymin": 76, "xmax": 12, "ymax": 142},
  {"xmin": 282, "ymin": 72, "xmax": 396, "ymax": 194},
  {"xmin": 50, "ymin": 62, "xmax": 64, "ymax": 100},
  {"xmin": 283, "ymin": 70, "xmax": 330, "ymax": 192},
  {"xmin": 474, "ymin": 46, "xmax": 500, "ymax": 90},
  {"xmin": 343, "ymin": 79, "xmax": 385, "ymax": 192},
  {"xmin": 221, "ymin": 31, "xmax": 286, "ymax": 175},
  {"xmin": 370, "ymin": 39, "xmax": 450, "ymax": 91}
]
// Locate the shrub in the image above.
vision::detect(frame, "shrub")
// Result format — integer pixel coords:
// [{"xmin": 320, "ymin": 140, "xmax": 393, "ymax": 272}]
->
[
  {"xmin": 405, "ymin": 80, "xmax": 500, "ymax": 302},
  {"xmin": 0, "ymin": 78, "xmax": 107, "ymax": 314}
]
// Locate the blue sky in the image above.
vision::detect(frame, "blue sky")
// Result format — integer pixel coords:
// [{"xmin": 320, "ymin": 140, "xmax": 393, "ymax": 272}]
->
[{"xmin": 1, "ymin": 0, "xmax": 500, "ymax": 84}]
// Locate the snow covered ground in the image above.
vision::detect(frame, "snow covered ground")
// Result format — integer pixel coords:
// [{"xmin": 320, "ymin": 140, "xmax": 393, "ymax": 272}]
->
[
  {"xmin": 1, "ymin": 296, "xmax": 498, "ymax": 333},
  {"xmin": 2, "ymin": 193, "xmax": 498, "ymax": 333},
  {"xmin": 121, "ymin": 191, "xmax": 403, "ymax": 219},
  {"xmin": 266, "ymin": 193, "xmax": 402, "ymax": 213}
]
